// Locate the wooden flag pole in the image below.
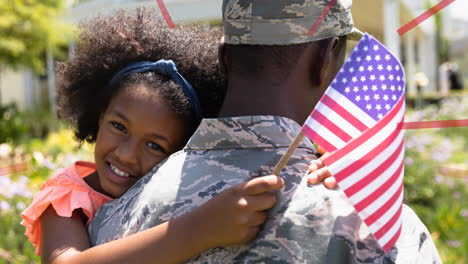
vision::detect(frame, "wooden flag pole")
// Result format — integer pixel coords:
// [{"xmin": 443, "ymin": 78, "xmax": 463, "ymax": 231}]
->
[{"xmin": 272, "ymin": 132, "xmax": 305, "ymax": 176}]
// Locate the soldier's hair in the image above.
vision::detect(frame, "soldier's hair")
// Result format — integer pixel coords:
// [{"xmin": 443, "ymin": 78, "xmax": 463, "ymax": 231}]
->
[
  {"xmin": 57, "ymin": 8, "xmax": 226, "ymax": 143},
  {"xmin": 225, "ymin": 36, "xmax": 347, "ymax": 84}
]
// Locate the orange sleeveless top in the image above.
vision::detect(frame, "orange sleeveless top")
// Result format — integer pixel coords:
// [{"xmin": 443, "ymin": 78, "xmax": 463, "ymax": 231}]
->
[{"xmin": 21, "ymin": 161, "xmax": 112, "ymax": 255}]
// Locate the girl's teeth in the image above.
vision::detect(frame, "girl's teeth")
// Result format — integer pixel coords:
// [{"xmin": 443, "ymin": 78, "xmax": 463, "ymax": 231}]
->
[{"xmin": 110, "ymin": 163, "xmax": 131, "ymax": 177}]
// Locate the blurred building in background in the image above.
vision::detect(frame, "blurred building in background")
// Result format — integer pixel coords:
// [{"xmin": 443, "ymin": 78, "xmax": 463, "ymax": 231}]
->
[{"xmin": 1, "ymin": 0, "xmax": 467, "ymax": 110}]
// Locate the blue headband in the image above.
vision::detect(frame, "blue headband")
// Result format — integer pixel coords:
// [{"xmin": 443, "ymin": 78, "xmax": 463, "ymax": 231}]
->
[{"xmin": 108, "ymin": 60, "xmax": 203, "ymax": 121}]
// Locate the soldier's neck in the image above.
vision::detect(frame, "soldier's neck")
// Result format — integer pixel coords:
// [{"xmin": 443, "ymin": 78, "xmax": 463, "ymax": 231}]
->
[{"xmin": 217, "ymin": 77, "xmax": 322, "ymax": 125}]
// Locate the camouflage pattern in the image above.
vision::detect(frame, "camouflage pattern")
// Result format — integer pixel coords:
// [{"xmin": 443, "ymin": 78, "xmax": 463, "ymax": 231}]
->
[
  {"xmin": 89, "ymin": 116, "xmax": 441, "ymax": 263},
  {"xmin": 223, "ymin": 0, "xmax": 363, "ymax": 45}
]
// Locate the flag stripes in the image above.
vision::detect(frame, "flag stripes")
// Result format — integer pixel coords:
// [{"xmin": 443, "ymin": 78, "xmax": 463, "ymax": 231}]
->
[
  {"xmin": 301, "ymin": 34, "xmax": 406, "ymax": 252},
  {"xmin": 323, "ymin": 97, "xmax": 405, "ymax": 165}
]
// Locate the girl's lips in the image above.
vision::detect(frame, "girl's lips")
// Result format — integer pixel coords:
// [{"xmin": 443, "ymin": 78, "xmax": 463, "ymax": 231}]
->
[{"xmin": 105, "ymin": 161, "xmax": 135, "ymax": 186}]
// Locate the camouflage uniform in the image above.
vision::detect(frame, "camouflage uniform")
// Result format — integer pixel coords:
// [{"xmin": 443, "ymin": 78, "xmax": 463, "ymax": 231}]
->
[
  {"xmin": 89, "ymin": 0, "xmax": 441, "ymax": 263},
  {"xmin": 89, "ymin": 116, "xmax": 441, "ymax": 263},
  {"xmin": 223, "ymin": 0, "xmax": 363, "ymax": 45}
]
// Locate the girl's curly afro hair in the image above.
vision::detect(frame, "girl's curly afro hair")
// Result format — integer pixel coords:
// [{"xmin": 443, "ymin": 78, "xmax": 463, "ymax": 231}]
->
[{"xmin": 57, "ymin": 8, "xmax": 226, "ymax": 143}]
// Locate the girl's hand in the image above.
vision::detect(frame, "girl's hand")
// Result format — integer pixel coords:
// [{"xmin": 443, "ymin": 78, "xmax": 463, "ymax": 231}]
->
[
  {"xmin": 194, "ymin": 175, "xmax": 284, "ymax": 248},
  {"xmin": 307, "ymin": 152, "xmax": 337, "ymax": 189}
]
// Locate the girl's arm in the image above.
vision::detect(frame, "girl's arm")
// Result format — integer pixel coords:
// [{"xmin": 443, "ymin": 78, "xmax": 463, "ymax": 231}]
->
[{"xmin": 40, "ymin": 175, "xmax": 284, "ymax": 264}]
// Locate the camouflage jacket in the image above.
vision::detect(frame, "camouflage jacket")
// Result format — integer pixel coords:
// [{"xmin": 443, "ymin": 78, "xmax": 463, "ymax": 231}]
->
[{"xmin": 89, "ymin": 116, "xmax": 441, "ymax": 263}]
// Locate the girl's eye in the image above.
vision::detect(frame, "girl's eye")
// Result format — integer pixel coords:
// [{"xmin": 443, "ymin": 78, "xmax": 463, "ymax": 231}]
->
[
  {"xmin": 111, "ymin": 122, "xmax": 127, "ymax": 134},
  {"xmin": 146, "ymin": 142, "xmax": 166, "ymax": 153}
]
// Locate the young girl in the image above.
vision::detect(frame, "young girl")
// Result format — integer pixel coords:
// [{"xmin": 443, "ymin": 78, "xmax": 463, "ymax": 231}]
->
[{"xmin": 21, "ymin": 9, "xmax": 284, "ymax": 264}]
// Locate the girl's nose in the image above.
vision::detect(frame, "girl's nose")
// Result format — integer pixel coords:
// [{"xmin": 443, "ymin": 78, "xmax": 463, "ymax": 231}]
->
[{"xmin": 114, "ymin": 138, "xmax": 139, "ymax": 167}]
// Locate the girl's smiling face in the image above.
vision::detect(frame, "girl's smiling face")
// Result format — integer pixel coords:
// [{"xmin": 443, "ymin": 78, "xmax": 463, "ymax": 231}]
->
[{"xmin": 94, "ymin": 85, "xmax": 187, "ymax": 198}]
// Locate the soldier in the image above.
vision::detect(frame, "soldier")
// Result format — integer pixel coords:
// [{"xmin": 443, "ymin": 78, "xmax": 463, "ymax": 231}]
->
[{"xmin": 89, "ymin": 0, "xmax": 441, "ymax": 263}]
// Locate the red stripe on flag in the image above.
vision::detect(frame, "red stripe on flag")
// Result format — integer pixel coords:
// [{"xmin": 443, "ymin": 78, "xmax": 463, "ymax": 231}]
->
[
  {"xmin": 374, "ymin": 205, "xmax": 403, "ymax": 240},
  {"xmin": 302, "ymin": 125, "xmax": 337, "ymax": 152},
  {"xmin": 155, "ymin": 0, "xmax": 175, "ymax": 28},
  {"xmin": 311, "ymin": 111, "xmax": 353, "ymax": 143},
  {"xmin": 333, "ymin": 128, "xmax": 401, "ymax": 182},
  {"xmin": 323, "ymin": 97, "xmax": 404, "ymax": 165},
  {"xmin": 321, "ymin": 95, "xmax": 369, "ymax": 132},
  {"xmin": 364, "ymin": 181, "xmax": 403, "ymax": 227},
  {"xmin": 342, "ymin": 136, "xmax": 404, "ymax": 195},
  {"xmin": 382, "ymin": 225, "xmax": 402, "ymax": 252},
  {"xmin": 354, "ymin": 161, "xmax": 404, "ymax": 212}
]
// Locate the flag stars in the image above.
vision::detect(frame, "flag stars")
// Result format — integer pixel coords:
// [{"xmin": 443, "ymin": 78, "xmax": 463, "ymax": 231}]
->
[
  {"xmin": 392, "ymin": 95, "xmax": 397, "ymax": 101},
  {"xmin": 370, "ymin": 75, "xmax": 376, "ymax": 81},
  {"xmin": 395, "ymin": 65, "xmax": 400, "ymax": 71},
  {"xmin": 374, "ymin": 94, "xmax": 380, "ymax": 100},
  {"xmin": 381, "ymin": 84, "xmax": 387, "ymax": 91},
  {"xmin": 367, "ymin": 65, "xmax": 374, "ymax": 71},
  {"xmin": 349, "ymin": 67, "xmax": 355, "ymax": 73},
  {"xmin": 366, "ymin": 104, "xmax": 372, "ymax": 110},
  {"xmin": 359, "ymin": 66, "xmax": 365, "ymax": 72},
  {"xmin": 353, "ymin": 86, "xmax": 359, "ymax": 92},
  {"xmin": 372, "ymin": 85, "xmax": 378, "ymax": 91},
  {"xmin": 385, "ymin": 54, "xmax": 391, "ymax": 61},
  {"xmin": 389, "ymin": 75, "xmax": 394, "ymax": 81},
  {"xmin": 366, "ymin": 55, "xmax": 372, "ymax": 62},
  {"xmin": 355, "ymin": 95, "xmax": 361, "ymax": 102},
  {"xmin": 373, "ymin": 45, "xmax": 379, "ymax": 51},
  {"xmin": 377, "ymin": 65, "xmax": 384, "ymax": 71},
  {"xmin": 360, "ymin": 76, "xmax": 367, "ymax": 82},
  {"xmin": 342, "ymin": 77, "xmax": 347, "ymax": 83},
  {"xmin": 378, "ymin": 113, "xmax": 384, "ymax": 119},
  {"xmin": 379, "ymin": 75, "xmax": 386, "ymax": 81},
  {"xmin": 375, "ymin": 55, "xmax": 381, "ymax": 61},
  {"xmin": 344, "ymin": 87, "xmax": 351, "ymax": 93},
  {"xmin": 387, "ymin": 65, "xmax": 393, "ymax": 71},
  {"xmin": 376, "ymin": 104, "xmax": 382, "ymax": 111},
  {"xmin": 363, "ymin": 85, "xmax": 369, "ymax": 91},
  {"xmin": 364, "ymin": 95, "xmax": 370, "ymax": 101},
  {"xmin": 397, "ymin": 76, "xmax": 401, "ymax": 81},
  {"xmin": 385, "ymin": 104, "xmax": 391, "ymax": 110},
  {"xmin": 390, "ymin": 85, "xmax": 396, "ymax": 91},
  {"xmin": 356, "ymin": 56, "xmax": 362, "ymax": 62},
  {"xmin": 364, "ymin": 46, "xmax": 369, "ymax": 52},
  {"xmin": 383, "ymin": 94, "xmax": 389, "ymax": 101},
  {"xmin": 352, "ymin": 77, "xmax": 358, "ymax": 83},
  {"xmin": 397, "ymin": 85, "xmax": 402, "ymax": 91}
]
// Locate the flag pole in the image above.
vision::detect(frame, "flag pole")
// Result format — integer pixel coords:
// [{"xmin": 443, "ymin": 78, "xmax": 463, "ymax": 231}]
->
[{"xmin": 272, "ymin": 132, "xmax": 305, "ymax": 176}]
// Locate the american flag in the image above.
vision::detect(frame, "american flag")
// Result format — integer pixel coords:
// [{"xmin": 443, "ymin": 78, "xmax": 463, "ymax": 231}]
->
[{"xmin": 302, "ymin": 33, "xmax": 406, "ymax": 252}]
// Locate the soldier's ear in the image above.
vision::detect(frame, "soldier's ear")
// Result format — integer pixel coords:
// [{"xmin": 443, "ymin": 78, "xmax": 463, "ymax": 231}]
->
[
  {"xmin": 218, "ymin": 36, "xmax": 228, "ymax": 75},
  {"xmin": 317, "ymin": 37, "xmax": 340, "ymax": 88}
]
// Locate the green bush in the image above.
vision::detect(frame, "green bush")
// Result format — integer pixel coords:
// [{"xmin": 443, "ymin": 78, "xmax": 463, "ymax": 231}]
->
[
  {"xmin": 404, "ymin": 94, "xmax": 468, "ymax": 263},
  {"xmin": 0, "ymin": 103, "xmax": 60, "ymax": 145}
]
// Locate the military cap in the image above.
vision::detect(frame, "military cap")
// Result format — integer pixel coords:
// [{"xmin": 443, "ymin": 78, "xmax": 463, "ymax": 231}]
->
[{"xmin": 223, "ymin": 0, "xmax": 363, "ymax": 45}]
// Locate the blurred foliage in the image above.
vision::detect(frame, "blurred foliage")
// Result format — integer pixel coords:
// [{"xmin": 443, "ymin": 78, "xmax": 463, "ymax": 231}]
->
[
  {"xmin": 404, "ymin": 94, "xmax": 468, "ymax": 263},
  {"xmin": 0, "ymin": 0, "xmax": 75, "ymax": 73},
  {"xmin": 0, "ymin": 103, "xmax": 60, "ymax": 144}
]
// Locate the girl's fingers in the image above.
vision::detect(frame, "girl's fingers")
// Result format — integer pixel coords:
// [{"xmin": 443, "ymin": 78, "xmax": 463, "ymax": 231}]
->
[
  {"xmin": 246, "ymin": 211, "xmax": 268, "ymax": 226},
  {"xmin": 324, "ymin": 176, "xmax": 338, "ymax": 189},
  {"xmin": 308, "ymin": 159, "xmax": 325, "ymax": 172},
  {"xmin": 243, "ymin": 175, "xmax": 284, "ymax": 195},
  {"xmin": 307, "ymin": 167, "xmax": 332, "ymax": 185},
  {"xmin": 242, "ymin": 192, "xmax": 277, "ymax": 211}
]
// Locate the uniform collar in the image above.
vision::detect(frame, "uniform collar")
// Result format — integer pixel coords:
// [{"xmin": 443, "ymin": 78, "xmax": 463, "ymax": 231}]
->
[{"xmin": 185, "ymin": 115, "xmax": 315, "ymax": 151}]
